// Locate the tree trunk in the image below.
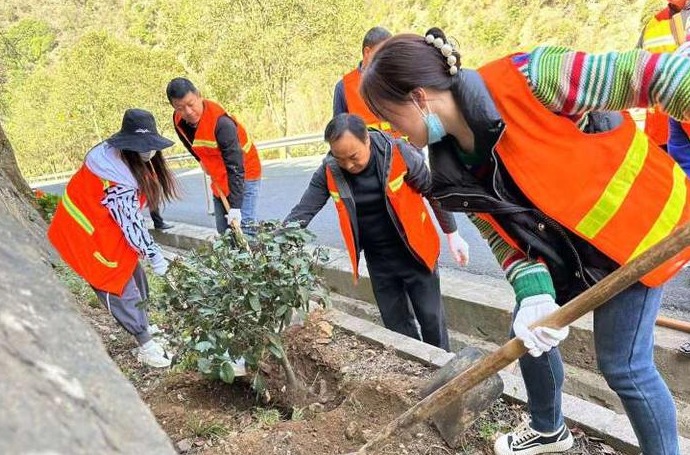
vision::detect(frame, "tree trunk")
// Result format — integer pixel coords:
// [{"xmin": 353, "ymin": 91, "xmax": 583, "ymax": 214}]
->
[
  {"xmin": 0, "ymin": 122, "xmax": 55, "ymax": 261},
  {"xmin": 0, "ymin": 122, "xmax": 32, "ymax": 197}
]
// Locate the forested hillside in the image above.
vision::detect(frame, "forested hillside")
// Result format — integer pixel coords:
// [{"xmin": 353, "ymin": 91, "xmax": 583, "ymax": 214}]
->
[{"xmin": 0, "ymin": 0, "xmax": 663, "ymax": 176}]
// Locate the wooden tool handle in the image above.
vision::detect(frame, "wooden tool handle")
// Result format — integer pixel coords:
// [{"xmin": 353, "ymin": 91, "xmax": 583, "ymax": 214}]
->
[
  {"xmin": 354, "ymin": 222, "xmax": 690, "ymax": 454},
  {"xmin": 656, "ymin": 315, "xmax": 690, "ymax": 333},
  {"xmin": 207, "ymin": 178, "xmax": 249, "ymax": 254},
  {"xmin": 210, "ymin": 179, "xmax": 243, "ymax": 233}
]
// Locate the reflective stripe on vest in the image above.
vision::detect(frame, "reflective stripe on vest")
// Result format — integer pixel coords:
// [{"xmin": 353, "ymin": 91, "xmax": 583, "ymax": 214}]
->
[
  {"xmin": 642, "ymin": 13, "xmax": 685, "ymax": 53},
  {"xmin": 192, "ymin": 139, "xmax": 218, "ymax": 148},
  {"xmin": 478, "ymin": 56, "xmax": 690, "ymax": 287},
  {"xmin": 325, "ymin": 167, "xmax": 359, "ymax": 282},
  {"xmin": 367, "ymin": 121, "xmax": 392, "ymax": 132},
  {"xmin": 47, "ymin": 164, "xmax": 139, "ymax": 295},
  {"xmin": 325, "ymin": 144, "xmax": 440, "ymax": 280},
  {"xmin": 61, "ymin": 190, "xmax": 94, "ymax": 235}
]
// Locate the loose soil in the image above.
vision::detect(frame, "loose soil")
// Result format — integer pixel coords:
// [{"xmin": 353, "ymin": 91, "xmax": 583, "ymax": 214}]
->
[{"xmin": 73, "ymin": 277, "xmax": 625, "ymax": 455}]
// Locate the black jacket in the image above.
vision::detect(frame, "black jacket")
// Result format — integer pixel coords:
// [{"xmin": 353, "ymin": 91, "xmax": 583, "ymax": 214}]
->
[
  {"xmin": 285, "ymin": 130, "xmax": 457, "ymax": 267},
  {"xmin": 429, "ymin": 69, "xmax": 621, "ymax": 303}
]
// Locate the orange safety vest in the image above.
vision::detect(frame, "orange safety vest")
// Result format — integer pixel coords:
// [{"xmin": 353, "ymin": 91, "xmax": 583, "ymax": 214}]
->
[
  {"xmin": 174, "ymin": 100, "xmax": 262, "ymax": 197},
  {"xmin": 477, "ymin": 56, "xmax": 690, "ymax": 287},
  {"xmin": 325, "ymin": 143, "xmax": 440, "ymax": 281},
  {"xmin": 640, "ymin": 1, "xmax": 688, "ymax": 146},
  {"xmin": 342, "ymin": 68, "xmax": 395, "ymax": 134},
  {"xmin": 48, "ymin": 165, "xmax": 140, "ymax": 295}
]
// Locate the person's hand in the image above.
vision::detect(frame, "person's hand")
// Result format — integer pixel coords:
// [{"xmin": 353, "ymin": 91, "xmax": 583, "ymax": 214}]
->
[
  {"xmin": 446, "ymin": 231, "xmax": 469, "ymax": 266},
  {"xmin": 150, "ymin": 253, "xmax": 169, "ymax": 276},
  {"xmin": 513, "ymin": 294, "xmax": 569, "ymax": 357},
  {"xmin": 225, "ymin": 208, "xmax": 242, "ymax": 225}
]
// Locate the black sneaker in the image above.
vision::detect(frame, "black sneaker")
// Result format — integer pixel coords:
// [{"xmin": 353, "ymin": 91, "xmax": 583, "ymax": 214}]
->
[
  {"xmin": 154, "ymin": 222, "xmax": 174, "ymax": 230},
  {"xmin": 494, "ymin": 417, "xmax": 574, "ymax": 455}
]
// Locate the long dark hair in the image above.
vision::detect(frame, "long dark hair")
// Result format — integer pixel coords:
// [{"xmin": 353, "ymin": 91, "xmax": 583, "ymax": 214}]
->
[
  {"xmin": 360, "ymin": 29, "xmax": 462, "ymax": 119},
  {"xmin": 121, "ymin": 150, "xmax": 179, "ymax": 211}
]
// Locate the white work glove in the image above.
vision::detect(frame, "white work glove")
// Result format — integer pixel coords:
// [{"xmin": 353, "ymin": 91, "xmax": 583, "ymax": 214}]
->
[
  {"xmin": 150, "ymin": 252, "xmax": 169, "ymax": 276},
  {"xmin": 446, "ymin": 231, "xmax": 470, "ymax": 266},
  {"xmin": 513, "ymin": 294, "xmax": 569, "ymax": 357},
  {"xmin": 225, "ymin": 208, "xmax": 242, "ymax": 225}
]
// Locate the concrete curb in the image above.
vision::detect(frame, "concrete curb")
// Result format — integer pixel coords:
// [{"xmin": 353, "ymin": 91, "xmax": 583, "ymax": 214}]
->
[{"xmin": 151, "ymin": 221, "xmax": 690, "ymax": 451}]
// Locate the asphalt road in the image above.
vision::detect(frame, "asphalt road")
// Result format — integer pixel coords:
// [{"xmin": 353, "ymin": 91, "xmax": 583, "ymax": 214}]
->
[{"xmin": 39, "ymin": 155, "xmax": 690, "ymax": 321}]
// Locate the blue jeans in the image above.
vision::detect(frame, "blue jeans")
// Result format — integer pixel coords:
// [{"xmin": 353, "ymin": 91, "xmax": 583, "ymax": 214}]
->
[
  {"xmin": 240, "ymin": 179, "xmax": 261, "ymax": 234},
  {"xmin": 213, "ymin": 179, "xmax": 261, "ymax": 235},
  {"xmin": 515, "ymin": 282, "xmax": 679, "ymax": 455}
]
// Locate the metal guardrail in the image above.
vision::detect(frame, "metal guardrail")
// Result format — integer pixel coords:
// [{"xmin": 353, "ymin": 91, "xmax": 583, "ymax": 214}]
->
[{"xmin": 29, "ymin": 132, "xmax": 324, "ymax": 185}]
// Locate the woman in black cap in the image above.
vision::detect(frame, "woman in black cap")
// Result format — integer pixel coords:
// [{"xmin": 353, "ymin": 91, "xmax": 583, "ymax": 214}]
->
[{"xmin": 48, "ymin": 108, "xmax": 179, "ymax": 368}]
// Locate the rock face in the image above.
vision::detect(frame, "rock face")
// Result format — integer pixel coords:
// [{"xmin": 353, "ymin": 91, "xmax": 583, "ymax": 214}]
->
[{"xmin": 0, "ymin": 125, "xmax": 175, "ymax": 454}]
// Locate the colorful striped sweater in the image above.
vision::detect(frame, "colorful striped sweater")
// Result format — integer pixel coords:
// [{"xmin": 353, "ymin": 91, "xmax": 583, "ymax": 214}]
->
[{"xmin": 471, "ymin": 46, "xmax": 690, "ymax": 304}]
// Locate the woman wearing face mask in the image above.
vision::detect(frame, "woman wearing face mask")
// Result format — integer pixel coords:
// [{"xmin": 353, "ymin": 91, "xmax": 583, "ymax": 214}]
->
[
  {"xmin": 285, "ymin": 113, "xmax": 470, "ymax": 351},
  {"xmin": 360, "ymin": 29, "xmax": 690, "ymax": 455},
  {"xmin": 48, "ymin": 109, "xmax": 179, "ymax": 368}
]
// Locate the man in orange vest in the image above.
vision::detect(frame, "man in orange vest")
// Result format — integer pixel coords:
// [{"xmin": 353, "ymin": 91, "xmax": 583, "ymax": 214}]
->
[
  {"xmin": 333, "ymin": 27, "xmax": 396, "ymax": 134},
  {"xmin": 285, "ymin": 114, "xmax": 470, "ymax": 350},
  {"xmin": 637, "ymin": 0, "xmax": 689, "ymax": 149},
  {"xmin": 166, "ymin": 77, "xmax": 262, "ymax": 234}
]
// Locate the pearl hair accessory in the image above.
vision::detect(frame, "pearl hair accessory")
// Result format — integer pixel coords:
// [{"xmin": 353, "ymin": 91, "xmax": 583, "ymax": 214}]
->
[{"xmin": 425, "ymin": 33, "xmax": 459, "ymax": 75}]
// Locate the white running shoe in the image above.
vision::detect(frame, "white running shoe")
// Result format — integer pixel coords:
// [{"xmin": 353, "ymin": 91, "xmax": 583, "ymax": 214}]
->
[{"xmin": 135, "ymin": 340, "xmax": 171, "ymax": 368}]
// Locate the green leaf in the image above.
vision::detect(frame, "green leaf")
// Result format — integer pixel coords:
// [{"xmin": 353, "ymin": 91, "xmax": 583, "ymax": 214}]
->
[
  {"xmin": 197, "ymin": 357, "xmax": 213, "ymax": 374},
  {"xmin": 252, "ymin": 372, "xmax": 266, "ymax": 393},
  {"xmin": 282, "ymin": 308, "xmax": 293, "ymax": 326},
  {"xmin": 195, "ymin": 341, "xmax": 214, "ymax": 352},
  {"xmin": 268, "ymin": 343, "xmax": 283, "ymax": 359},
  {"xmin": 248, "ymin": 294, "xmax": 261, "ymax": 312},
  {"xmin": 276, "ymin": 305, "xmax": 288, "ymax": 317},
  {"xmin": 219, "ymin": 361, "xmax": 236, "ymax": 384}
]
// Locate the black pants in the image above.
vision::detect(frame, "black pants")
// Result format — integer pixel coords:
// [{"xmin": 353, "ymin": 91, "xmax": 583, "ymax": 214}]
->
[
  {"xmin": 150, "ymin": 209, "xmax": 164, "ymax": 228},
  {"xmin": 365, "ymin": 249, "xmax": 450, "ymax": 351}
]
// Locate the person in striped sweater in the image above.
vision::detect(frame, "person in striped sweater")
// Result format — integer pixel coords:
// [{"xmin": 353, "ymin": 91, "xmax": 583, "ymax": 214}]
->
[{"xmin": 359, "ymin": 28, "xmax": 690, "ymax": 455}]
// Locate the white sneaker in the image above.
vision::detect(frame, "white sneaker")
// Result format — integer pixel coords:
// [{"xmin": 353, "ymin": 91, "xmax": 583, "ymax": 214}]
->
[
  {"xmin": 136, "ymin": 340, "xmax": 171, "ymax": 368},
  {"xmin": 494, "ymin": 417, "xmax": 573, "ymax": 455}
]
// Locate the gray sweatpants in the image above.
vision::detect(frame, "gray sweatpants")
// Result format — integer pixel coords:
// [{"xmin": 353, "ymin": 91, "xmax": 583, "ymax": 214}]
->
[{"xmin": 93, "ymin": 263, "xmax": 151, "ymax": 346}]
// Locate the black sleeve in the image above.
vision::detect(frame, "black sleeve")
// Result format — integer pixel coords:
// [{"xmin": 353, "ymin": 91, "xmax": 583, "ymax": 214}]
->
[
  {"xmin": 174, "ymin": 120, "xmax": 200, "ymax": 162},
  {"xmin": 398, "ymin": 140, "xmax": 457, "ymax": 234},
  {"xmin": 216, "ymin": 116, "xmax": 245, "ymax": 208},
  {"xmin": 284, "ymin": 163, "xmax": 330, "ymax": 228},
  {"xmin": 333, "ymin": 79, "xmax": 348, "ymax": 117}
]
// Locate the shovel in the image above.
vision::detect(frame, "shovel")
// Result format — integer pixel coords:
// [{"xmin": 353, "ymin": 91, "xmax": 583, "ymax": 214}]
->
[{"xmin": 351, "ymin": 222, "xmax": 690, "ymax": 454}]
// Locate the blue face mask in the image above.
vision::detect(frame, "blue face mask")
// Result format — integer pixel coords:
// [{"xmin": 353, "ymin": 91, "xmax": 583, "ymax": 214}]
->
[{"xmin": 423, "ymin": 111, "xmax": 447, "ymax": 144}]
